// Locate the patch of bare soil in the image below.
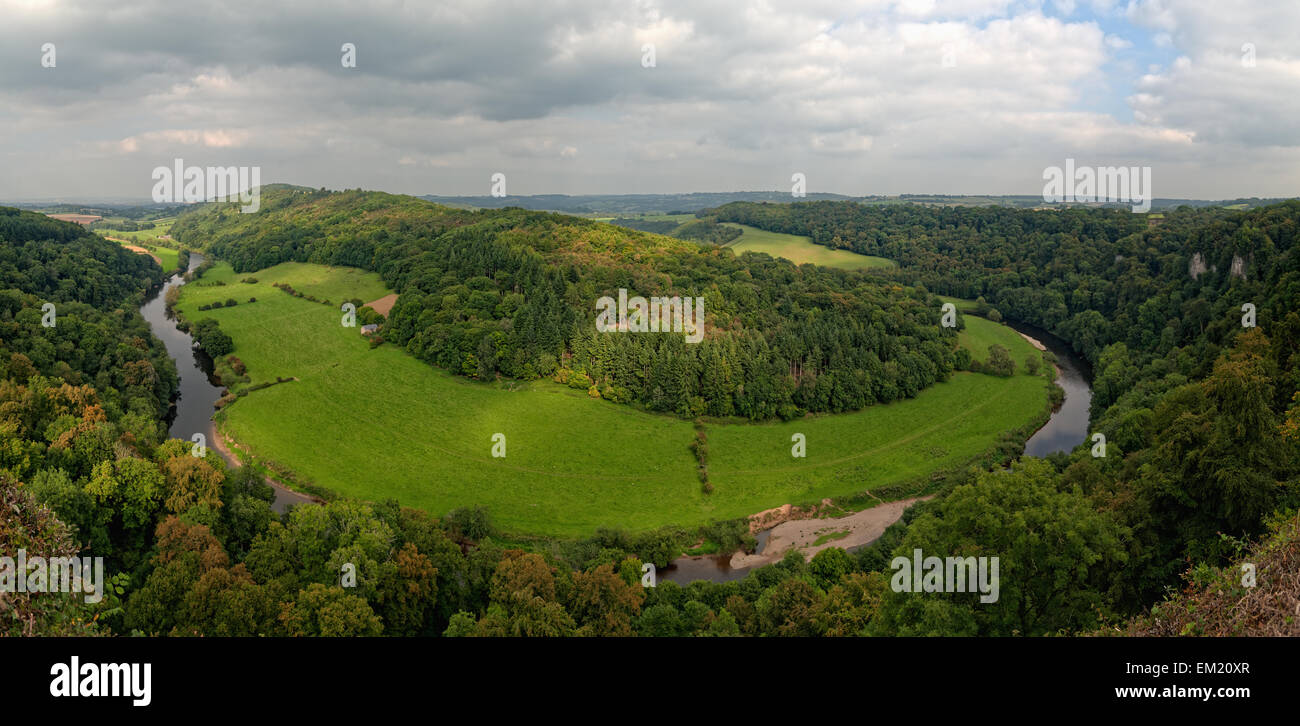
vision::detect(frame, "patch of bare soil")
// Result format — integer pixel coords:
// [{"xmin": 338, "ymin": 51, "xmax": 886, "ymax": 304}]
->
[
  {"xmin": 364, "ymin": 293, "xmax": 399, "ymax": 317},
  {"xmin": 730, "ymin": 496, "xmax": 932, "ymax": 569},
  {"xmin": 117, "ymin": 242, "xmax": 162, "ymax": 266}
]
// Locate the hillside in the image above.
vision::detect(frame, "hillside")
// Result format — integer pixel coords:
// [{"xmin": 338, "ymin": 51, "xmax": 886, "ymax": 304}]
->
[
  {"xmin": 1122, "ymin": 510, "xmax": 1300, "ymax": 636},
  {"xmin": 171, "ymin": 187, "xmax": 964, "ymax": 421}
]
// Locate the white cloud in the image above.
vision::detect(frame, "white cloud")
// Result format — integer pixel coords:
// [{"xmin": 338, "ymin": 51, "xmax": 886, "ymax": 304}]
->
[{"xmin": 0, "ymin": 0, "xmax": 1295, "ymax": 199}]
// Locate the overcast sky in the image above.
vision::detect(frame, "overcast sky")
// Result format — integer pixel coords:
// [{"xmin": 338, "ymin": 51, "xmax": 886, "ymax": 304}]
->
[{"xmin": 2, "ymin": 0, "xmax": 1297, "ymax": 201}]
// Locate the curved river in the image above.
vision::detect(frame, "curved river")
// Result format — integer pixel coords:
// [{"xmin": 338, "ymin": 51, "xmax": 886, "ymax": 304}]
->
[
  {"xmin": 143, "ymin": 259, "xmax": 1094, "ymax": 567},
  {"xmin": 659, "ymin": 318, "xmax": 1094, "ymax": 584},
  {"xmin": 141, "ymin": 253, "xmax": 314, "ymax": 513},
  {"xmin": 1004, "ymin": 319, "xmax": 1094, "ymax": 458}
]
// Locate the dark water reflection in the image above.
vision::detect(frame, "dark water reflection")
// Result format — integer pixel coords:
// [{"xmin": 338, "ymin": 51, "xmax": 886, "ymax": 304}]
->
[{"xmin": 1002, "ymin": 319, "xmax": 1094, "ymax": 458}]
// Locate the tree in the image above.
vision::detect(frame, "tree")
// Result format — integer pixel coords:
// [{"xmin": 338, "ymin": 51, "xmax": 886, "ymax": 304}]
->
[
  {"xmin": 568, "ymin": 563, "xmax": 644, "ymax": 636},
  {"xmin": 280, "ymin": 583, "xmax": 383, "ymax": 636},
  {"xmin": 84, "ymin": 457, "xmax": 164, "ymax": 531},
  {"xmin": 374, "ymin": 543, "xmax": 438, "ymax": 636},
  {"xmin": 985, "ymin": 344, "xmax": 1015, "ymax": 377},
  {"xmin": 871, "ymin": 458, "xmax": 1130, "ymax": 636}
]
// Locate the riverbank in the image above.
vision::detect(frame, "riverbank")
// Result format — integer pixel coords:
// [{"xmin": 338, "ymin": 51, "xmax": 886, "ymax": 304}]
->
[
  {"xmin": 732, "ymin": 496, "xmax": 930, "ymax": 569},
  {"xmin": 138, "ymin": 253, "xmax": 319, "ymax": 515},
  {"xmin": 211, "ymin": 425, "xmax": 321, "ymax": 512},
  {"xmin": 1002, "ymin": 319, "xmax": 1094, "ymax": 458}
]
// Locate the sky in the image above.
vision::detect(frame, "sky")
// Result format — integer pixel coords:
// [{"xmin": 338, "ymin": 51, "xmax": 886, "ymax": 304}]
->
[{"xmin": 1, "ymin": 0, "xmax": 1297, "ymax": 201}]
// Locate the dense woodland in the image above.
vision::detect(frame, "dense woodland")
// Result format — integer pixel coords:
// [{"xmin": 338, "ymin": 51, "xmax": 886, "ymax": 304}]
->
[
  {"xmin": 171, "ymin": 188, "xmax": 961, "ymax": 420},
  {"xmin": 3, "ymin": 197, "xmax": 1299, "ymax": 637},
  {"xmin": 608, "ymin": 215, "xmax": 744, "ymax": 245}
]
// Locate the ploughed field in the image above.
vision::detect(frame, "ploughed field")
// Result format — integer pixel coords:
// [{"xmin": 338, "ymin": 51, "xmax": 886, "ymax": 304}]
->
[
  {"xmin": 176, "ymin": 261, "xmax": 1048, "ymax": 538},
  {"xmin": 109, "ymin": 238, "xmax": 179, "ymax": 271}
]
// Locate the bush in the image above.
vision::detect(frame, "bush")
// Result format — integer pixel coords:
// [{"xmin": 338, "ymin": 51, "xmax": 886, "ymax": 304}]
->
[
  {"xmin": 986, "ymin": 344, "xmax": 1016, "ymax": 377},
  {"xmin": 192, "ymin": 318, "xmax": 234, "ymax": 357},
  {"xmin": 445, "ymin": 506, "xmax": 493, "ymax": 542}
]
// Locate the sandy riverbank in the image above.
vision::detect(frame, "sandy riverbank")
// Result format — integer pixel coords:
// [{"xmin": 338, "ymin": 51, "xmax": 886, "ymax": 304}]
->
[{"xmin": 729, "ymin": 496, "xmax": 931, "ymax": 569}]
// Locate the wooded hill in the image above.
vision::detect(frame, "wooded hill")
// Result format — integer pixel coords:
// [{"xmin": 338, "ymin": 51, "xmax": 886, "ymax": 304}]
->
[{"xmin": 170, "ymin": 187, "xmax": 961, "ymax": 420}]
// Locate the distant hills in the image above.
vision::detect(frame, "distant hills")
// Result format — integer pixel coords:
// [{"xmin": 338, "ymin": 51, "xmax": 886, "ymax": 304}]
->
[
  {"xmin": 421, "ymin": 192, "xmax": 1295, "ymax": 215},
  {"xmin": 6, "ymin": 187, "xmax": 1293, "ymax": 219}
]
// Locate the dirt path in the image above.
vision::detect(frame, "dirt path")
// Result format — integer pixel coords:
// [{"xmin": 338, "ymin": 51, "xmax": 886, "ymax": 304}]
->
[
  {"xmin": 730, "ymin": 496, "xmax": 933, "ymax": 569},
  {"xmin": 212, "ymin": 427, "xmax": 321, "ymax": 511}
]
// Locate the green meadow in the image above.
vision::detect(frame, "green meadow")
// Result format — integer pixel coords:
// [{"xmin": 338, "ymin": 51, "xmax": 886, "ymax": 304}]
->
[
  {"xmin": 937, "ymin": 295, "xmax": 1038, "ymax": 364},
  {"xmin": 723, "ymin": 223, "xmax": 896, "ymax": 270},
  {"xmin": 98, "ymin": 216, "xmax": 177, "ymax": 241},
  {"xmin": 108, "ymin": 237, "xmax": 181, "ymax": 272},
  {"xmin": 178, "ymin": 262, "xmax": 1048, "ymax": 537}
]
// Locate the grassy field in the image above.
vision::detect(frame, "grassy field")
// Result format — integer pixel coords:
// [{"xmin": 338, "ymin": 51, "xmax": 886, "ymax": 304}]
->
[
  {"xmin": 937, "ymin": 296, "xmax": 1039, "ymax": 365},
  {"xmin": 97, "ymin": 217, "xmax": 177, "ymax": 241},
  {"xmin": 107, "ymin": 237, "xmax": 181, "ymax": 272},
  {"xmin": 723, "ymin": 224, "xmax": 896, "ymax": 270},
  {"xmin": 178, "ymin": 262, "xmax": 1048, "ymax": 537}
]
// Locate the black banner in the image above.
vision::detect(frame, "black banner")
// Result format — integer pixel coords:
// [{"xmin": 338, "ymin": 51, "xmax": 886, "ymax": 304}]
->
[{"xmin": 2, "ymin": 636, "xmax": 1288, "ymax": 714}]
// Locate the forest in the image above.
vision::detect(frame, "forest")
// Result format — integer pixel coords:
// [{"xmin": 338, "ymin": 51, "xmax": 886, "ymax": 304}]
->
[
  {"xmin": 3, "ymin": 197, "xmax": 1299, "ymax": 638},
  {"xmin": 170, "ymin": 187, "xmax": 962, "ymax": 420}
]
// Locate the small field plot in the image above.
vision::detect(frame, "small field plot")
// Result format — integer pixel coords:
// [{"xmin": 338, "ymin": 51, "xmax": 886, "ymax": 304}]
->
[{"xmin": 724, "ymin": 224, "xmax": 895, "ymax": 270}]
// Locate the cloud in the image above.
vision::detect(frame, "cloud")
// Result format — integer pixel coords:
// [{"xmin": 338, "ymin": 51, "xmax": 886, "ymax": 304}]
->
[{"xmin": 0, "ymin": 0, "xmax": 1295, "ymax": 199}]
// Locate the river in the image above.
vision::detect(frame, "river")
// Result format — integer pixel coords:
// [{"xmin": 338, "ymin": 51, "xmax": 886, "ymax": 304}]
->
[
  {"xmin": 142, "ymin": 257, "xmax": 1093, "ymax": 566},
  {"xmin": 140, "ymin": 252, "xmax": 314, "ymax": 513},
  {"xmin": 658, "ymin": 319, "xmax": 1095, "ymax": 585},
  {"xmin": 1003, "ymin": 319, "xmax": 1094, "ymax": 458}
]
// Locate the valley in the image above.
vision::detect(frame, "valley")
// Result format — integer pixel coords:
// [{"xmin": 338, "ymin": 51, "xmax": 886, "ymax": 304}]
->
[{"xmin": 174, "ymin": 257, "xmax": 1050, "ymax": 538}]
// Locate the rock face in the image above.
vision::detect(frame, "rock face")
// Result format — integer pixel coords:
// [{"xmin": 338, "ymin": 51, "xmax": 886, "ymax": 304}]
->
[
  {"xmin": 1230, "ymin": 254, "xmax": 1248, "ymax": 280},
  {"xmin": 746, "ymin": 500, "xmax": 832, "ymax": 534},
  {"xmin": 1189, "ymin": 252, "xmax": 1209, "ymax": 280}
]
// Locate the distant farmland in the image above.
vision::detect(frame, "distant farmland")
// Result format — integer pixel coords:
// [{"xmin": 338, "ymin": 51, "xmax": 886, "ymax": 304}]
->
[{"xmin": 723, "ymin": 223, "xmax": 896, "ymax": 270}]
